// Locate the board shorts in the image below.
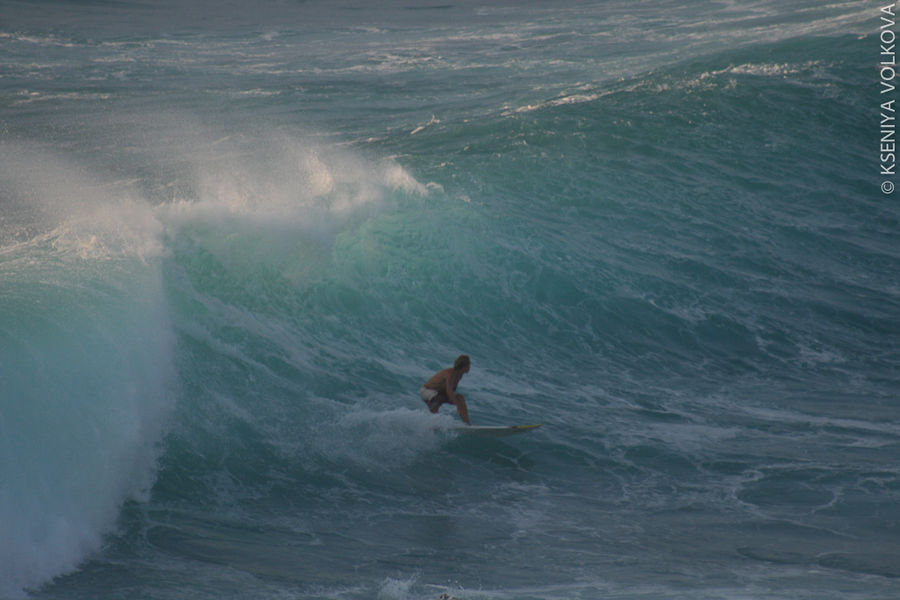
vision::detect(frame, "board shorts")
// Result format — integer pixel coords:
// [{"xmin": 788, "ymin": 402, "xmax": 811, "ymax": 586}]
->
[{"xmin": 420, "ymin": 386, "xmax": 451, "ymax": 411}]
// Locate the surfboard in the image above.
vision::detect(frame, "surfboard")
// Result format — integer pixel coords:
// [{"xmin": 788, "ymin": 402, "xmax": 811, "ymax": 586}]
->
[{"xmin": 452, "ymin": 423, "xmax": 543, "ymax": 437}]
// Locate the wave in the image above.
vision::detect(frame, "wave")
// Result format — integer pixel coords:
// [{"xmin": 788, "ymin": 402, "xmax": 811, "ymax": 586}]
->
[
  {"xmin": 2, "ymin": 20, "xmax": 897, "ymax": 596},
  {"xmin": 0, "ymin": 129, "xmax": 443, "ymax": 595},
  {"xmin": 0, "ymin": 146, "xmax": 174, "ymax": 597}
]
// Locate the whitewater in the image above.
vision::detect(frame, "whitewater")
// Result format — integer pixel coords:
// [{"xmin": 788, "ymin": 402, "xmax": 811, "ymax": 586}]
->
[{"xmin": 1, "ymin": 1, "xmax": 898, "ymax": 599}]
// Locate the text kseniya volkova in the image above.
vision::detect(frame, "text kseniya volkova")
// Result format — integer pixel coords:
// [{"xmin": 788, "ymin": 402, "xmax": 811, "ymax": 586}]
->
[{"xmin": 881, "ymin": 4, "xmax": 897, "ymax": 191}]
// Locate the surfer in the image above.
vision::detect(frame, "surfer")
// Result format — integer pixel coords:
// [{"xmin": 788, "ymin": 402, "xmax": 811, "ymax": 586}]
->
[{"xmin": 420, "ymin": 354, "xmax": 471, "ymax": 425}]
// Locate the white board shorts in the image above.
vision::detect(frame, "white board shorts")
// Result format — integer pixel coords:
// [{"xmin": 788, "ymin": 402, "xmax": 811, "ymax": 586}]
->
[{"xmin": 419, "ymin": 386, "xmax": 444, "ymax": 411}]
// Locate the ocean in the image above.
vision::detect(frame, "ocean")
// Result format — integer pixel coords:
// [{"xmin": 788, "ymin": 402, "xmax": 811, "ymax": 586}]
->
[{"xmin": 1, "ymin": 1, "xmax": 898, "ymax": 598}]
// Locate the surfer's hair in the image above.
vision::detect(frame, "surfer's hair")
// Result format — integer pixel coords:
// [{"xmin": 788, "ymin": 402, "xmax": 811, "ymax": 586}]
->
[{"xmin": 454, "ymin": 354, "xmax": 470, "ymax": 371}]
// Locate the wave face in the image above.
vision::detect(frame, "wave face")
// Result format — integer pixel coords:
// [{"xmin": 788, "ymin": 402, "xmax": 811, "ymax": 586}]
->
[
  {"xmin": 2, "ymin": 1, "xmax": 899, "ymax": 599},
  {"xmin": 0, "ymin": 147, "xmax": 175, "ymax": 597}
]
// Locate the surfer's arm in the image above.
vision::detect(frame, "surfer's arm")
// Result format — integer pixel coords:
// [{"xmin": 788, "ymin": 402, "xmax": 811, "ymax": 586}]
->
[
  {"xmin": 445, "ymin": 373, "xmax": 470, "ymax": 425},
  {"xmin": 455, "ymin": 393, "xmax": 471, "ymax": 425}
]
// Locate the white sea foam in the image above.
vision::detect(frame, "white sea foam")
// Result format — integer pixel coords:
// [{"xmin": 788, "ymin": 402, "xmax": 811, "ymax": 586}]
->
[
  {"xmin": 312, "ymin": 408, "xmax": 455, "ymax": 470},
  {"xmin": 11, "ymin": 90, "xmax": 113, "ymax": 106}
]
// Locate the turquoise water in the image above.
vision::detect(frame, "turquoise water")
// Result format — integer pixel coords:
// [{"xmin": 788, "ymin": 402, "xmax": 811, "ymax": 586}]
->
[{"xmin": 2, "ymin": 1, "xmax": 899, "ymax": 598}]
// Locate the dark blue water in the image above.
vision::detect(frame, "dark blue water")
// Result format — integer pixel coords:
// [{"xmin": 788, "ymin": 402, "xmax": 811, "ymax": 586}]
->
[{"xmin": 2, "ymin": 1, "xmax": 898, "ymax": 598}]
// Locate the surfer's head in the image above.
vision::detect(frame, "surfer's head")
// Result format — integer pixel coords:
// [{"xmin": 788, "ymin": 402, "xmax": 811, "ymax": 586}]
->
[{"xmin": 454, "ymin": 354, "xmax": 470, "ymax": 372}]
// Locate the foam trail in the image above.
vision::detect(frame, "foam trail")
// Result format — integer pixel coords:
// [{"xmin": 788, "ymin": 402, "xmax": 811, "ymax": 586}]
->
[{"xmin": 0, "ymin": 147, "xmax": 175, "ymax": 597}]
